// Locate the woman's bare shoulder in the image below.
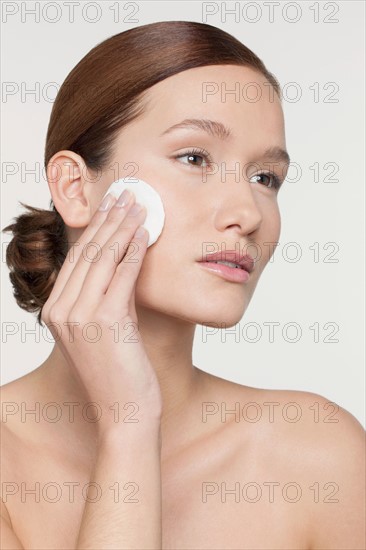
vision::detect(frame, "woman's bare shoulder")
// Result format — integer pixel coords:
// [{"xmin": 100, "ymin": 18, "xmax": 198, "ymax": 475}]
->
[
  {"xmin": 1, "ymin": 377, "xmax": 32, "ymax": 468},
  {"xmin": 0, "ymin": 367, "xmax": 48, "ymax": 456},
  {"xmin": 1, "ymin": 366, "xmax": 44, "ymax": 402},
  {"xmin": 207, "ymin": 375, "xmax": 365, "ymax": 548},
  {"xmin": 1, "ymin": 371, "xmax": 38, "ymax": 427},
  {"xmin": 202, "ymin": 371, "xmax": 364, "ymax": 439},
  {"xmin": 215, "ymin": 375, "xmax": 365, "ymax": 458}
]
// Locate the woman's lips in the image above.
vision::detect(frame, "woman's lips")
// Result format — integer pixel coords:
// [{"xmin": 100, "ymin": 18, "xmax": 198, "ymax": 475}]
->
[
  {"xmin": 197, "ymin": 261, "xmax": 250, "ymax": 283},
  {"xmin": 200, "ymin": 250, "xmax": 255, "ymax": 273},
  {"xmin": 197, "ymin": 249, "xmax": 254, "ymax": 283}
]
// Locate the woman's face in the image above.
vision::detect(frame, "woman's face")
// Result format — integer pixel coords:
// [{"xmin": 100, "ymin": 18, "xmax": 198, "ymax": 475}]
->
[{"xmin": 105, "ymin": 64, "xmax": 289, "ymax": 327}]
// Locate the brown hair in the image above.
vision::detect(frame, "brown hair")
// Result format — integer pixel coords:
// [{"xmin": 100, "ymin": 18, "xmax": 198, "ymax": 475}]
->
[{"xmin": 2, "ymin": 20, "xmax": 281, "ymax": 326}]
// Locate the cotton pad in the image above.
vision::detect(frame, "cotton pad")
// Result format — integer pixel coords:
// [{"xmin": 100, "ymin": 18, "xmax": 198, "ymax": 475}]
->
[{"xmin": 102, "ymin": 178, "xmax": 165, "ymax": 247}]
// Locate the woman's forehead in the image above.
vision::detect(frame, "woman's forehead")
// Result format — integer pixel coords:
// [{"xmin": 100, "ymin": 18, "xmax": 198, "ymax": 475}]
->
[{"xmin": 141, "ymin": 65, "xmax": 281, "ymax": 116}]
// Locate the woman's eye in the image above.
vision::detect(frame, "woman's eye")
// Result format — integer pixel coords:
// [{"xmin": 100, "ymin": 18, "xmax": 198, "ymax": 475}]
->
[
  {"xmin": 173, "ymin": 152, "xmax": 282, "ymax": 190},
  {"xmin": 174, "ymin": 148, "xmax": 211, "ymax": 168},
  {"xmin": 250, "ymin": 173, "xmax": 281, "ymax": 190}
]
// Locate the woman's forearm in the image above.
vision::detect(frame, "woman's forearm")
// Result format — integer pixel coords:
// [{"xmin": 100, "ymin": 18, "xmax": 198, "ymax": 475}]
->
[{"xmin": 75, "ymin": 422, "xmax": 162, "ymax": 550}]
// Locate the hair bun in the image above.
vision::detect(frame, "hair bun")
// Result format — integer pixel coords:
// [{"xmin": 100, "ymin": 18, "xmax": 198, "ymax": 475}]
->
[{"xmin": 2, "ymin": 202, "xmax": 68, "ymax": 325}]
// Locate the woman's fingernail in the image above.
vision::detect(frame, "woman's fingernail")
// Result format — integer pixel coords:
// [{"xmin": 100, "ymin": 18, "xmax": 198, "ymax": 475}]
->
[
  {"xmin": 99, "ymin": 193, "xmax": 114, "ymax": 211},
  {"xmin": 116, "ymin": 189, "xmax": 131, "ymax": 207}
]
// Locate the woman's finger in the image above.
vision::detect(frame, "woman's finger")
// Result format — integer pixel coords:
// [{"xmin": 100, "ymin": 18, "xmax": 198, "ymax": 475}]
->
[
  {"xmin": 72, "ymin": 206, "xmax": 147, "ymax": 312},
  {"xmin": 102, "ymin": 225, "xmax": 149, "ymax": 317},
  {"xmin": 42, "ymin": 193, "xmax": 119, "ymax": 310},
  {"xmin": 43, "ymin": 192, "xmax": 137, "ymax": 318}
]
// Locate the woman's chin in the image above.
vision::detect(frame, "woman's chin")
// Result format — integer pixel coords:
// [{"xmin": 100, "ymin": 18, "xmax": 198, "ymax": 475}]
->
[{"xmin": 193, "ymin": 303, "xmax": 250, "ymax": 329}]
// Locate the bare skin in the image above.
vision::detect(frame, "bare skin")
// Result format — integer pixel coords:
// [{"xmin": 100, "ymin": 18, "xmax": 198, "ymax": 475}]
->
[
  {"xmin": 1, "ymin": 369, "xmax": 365, "ymax": 549},
  {"xmin": 1, "ymin": 65, "xmax": 365, "ymax": 549}
]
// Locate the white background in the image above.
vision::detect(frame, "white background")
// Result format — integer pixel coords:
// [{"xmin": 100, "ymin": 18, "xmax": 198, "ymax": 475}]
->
[{"xmin": 1, "ymin": 1, "xmax": 365, "ymax": 427}]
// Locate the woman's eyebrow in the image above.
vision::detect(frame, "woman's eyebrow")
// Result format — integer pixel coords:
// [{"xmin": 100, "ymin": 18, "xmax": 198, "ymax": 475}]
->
[
  {"xmin": 159, "ymin": 118, "xmax": 290, "ymax": 165},
  {"xmin": 159, "ymin": 118, "xmax": 232, "ymax": 140},
  {"xmin": 256, "ymin": 146, "xmax": 291, "ymax": 166}
]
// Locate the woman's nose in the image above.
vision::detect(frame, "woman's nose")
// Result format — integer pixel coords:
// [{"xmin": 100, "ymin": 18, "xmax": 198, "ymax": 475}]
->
[{"xmin": 214, "ymin": 179, "xmax": 263, "ymax": 236}]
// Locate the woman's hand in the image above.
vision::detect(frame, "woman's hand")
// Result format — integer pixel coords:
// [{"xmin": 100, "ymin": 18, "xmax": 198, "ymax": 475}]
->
[{"xmin": 41, "ymin": 190, "xmax": 162, "ymax": 434}]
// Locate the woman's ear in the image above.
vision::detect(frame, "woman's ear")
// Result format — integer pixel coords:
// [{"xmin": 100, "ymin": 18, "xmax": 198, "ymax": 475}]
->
[{"xmin": 46, "ymin": 150, "xmax": 94, "ymax": 228}]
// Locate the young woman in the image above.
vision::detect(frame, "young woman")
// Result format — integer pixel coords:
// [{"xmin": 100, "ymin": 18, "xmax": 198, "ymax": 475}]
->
[{"xmin": 1, "ymin": 21, "xmax": 365, "ymax": 550}]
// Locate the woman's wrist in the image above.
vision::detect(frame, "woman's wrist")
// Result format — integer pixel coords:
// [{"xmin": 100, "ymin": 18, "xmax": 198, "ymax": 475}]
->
[{"xmin": 96, "ymin": 416, "xmax": 162, "ymax": 449}]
